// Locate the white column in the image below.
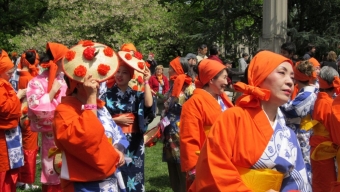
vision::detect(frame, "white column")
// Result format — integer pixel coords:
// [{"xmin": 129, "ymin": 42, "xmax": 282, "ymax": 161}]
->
[{"xmin": 259, "ymin": 0, "xmax": 288, "ymax": 53}]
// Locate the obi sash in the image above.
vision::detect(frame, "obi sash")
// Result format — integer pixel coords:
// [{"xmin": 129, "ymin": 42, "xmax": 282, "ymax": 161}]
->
[
  {"xmin": 236, "ymin": 166, "xmax": 284, "ymax": 192},
  {"xmin": 300, "ymin": 114, "xmax": 318, "ymax": 131},
  {"xmin": 112, "ymin": 113, "xmax": 138, "ymax": 133},
  {"xmin": 5, "ymin": 126, "xmax": 24, "ymax": 169}
]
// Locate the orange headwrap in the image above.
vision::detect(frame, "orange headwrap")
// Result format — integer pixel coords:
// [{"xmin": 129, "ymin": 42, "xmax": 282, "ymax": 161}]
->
[
  {"xmin": 319, "ymin": 76, "xmax": 340, "ymax": 93},
  {"xmin": 197, "ymin": 59, "xmax": 226, "ymax": 85},
  {"xmin": 293, "ymin": 61, "xmax": 317, "ymax": 82},
  {"xmin": 40, "ymin": 43, "xmax": 68, "ymax": 93},
  {"xmin": 309, "ymin": 57, "xmax": 320, "ymax": 67},
  {"xmin": 0, "ymin": 50, "xmax": 14, "ymax": 74},
  {"xmin": 233, "ymin": 51, "xmax": 292, "ymax": 107},
  {"xmin": 120, "ymin": 43, "xmax": 137, "ymax": 52},
  {"xmin": 169, "ymin": 57, "xmax": 192, "ymax": 97},
  {"xmin": 18, "ymin": 50, "xmax": 40, "ymax": 77}
]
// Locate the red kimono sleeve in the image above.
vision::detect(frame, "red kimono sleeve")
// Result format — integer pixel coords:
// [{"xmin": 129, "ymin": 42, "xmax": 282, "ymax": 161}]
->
[
  {"xmin": 0, "ymin": 80, "xmax": 21, "ymax": 129},
  {"xmin": 54, "ymin": 102, "xmax": 120, "ymax": 181},
  {"xmin": 180, "ymin": 97, "xmax": 204, "ymax": 172}
]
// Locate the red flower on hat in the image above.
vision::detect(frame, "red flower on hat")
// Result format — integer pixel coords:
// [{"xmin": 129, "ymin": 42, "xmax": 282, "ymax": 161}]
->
[
  {"xmin": 138, "ymin": 62, "xmax": 145, "ymax": 70},
  {"xmin": 132, "ymin": 85, "xmax": 138, "ymax": 91},
  {"xmin": 97, "ymin": 64, "xmax": 111, "ymax": 76},
  {"xmin": 103, "ymin": 47, "xmax": 114, "ymax": 57},
  {"xmin": 22, "ymin": 107, "xmax": 28, "ymax": 114},
  {"xmin": 82, "ymin": 40, "xmax": 95, "ymax": 47},
  {"xmin": 125, "ymin": 53, "xmax": 132, "ymax": 60},
  {"xmin": 137, "ymin": 76, "xmax": 143, "ymax": 84},
  {"xmin": 134, "ymin": 51, "xmax": 143, "ymax": 60},
  {"xmin": 74, "ymin": 65, "xmax": 87, "ymax": 77},
  {"xmin": 65, "ymin": 50, "xmax": 76, "ymax": 61},
  {"xmin": 83, "ymin": 47, "xmax": 96, "ymax": 60}
]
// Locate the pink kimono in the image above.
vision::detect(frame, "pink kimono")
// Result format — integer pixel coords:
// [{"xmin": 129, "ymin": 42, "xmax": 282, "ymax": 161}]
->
[{"xmin": 26, "ymin": 71, "xmax": 67, "ymax": 185}]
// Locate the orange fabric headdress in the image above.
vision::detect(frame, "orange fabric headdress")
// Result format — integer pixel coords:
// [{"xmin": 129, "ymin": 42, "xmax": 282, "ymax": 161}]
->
[
  {"xmin": 197, "ymin": 59, "xmax": 226, "ymax": 85},
  {"xmin": 40, "ymin": 43, "xmax": 68, "ymax": 92},
  {"xmin": 18, "ymin": 50, "xmax": 40, "ymax": 77},
  {"xmin": 120, "ymin": 43, "xmax": 137, "ymax": 52},
  {"xmin": 0, "ymin": 50, "xmax": 14, "ymax": 74},
  {"xmin": 293, "ymin": 61, "xmax": 317, "ymax": 82},
  {"xmin": 233, "ymin": 51, "xmax": 292, "ymax": 107},
  {"xmin": 309, "ymin": 57, "xmax": 320, "ymax": 67},
  {"xmin": 169, "ymin": 57, "xmax": 192, "ymax": 97},
  {"xmin": 319, "ymin": 76, "xmax": 340, "ymax": 94}
]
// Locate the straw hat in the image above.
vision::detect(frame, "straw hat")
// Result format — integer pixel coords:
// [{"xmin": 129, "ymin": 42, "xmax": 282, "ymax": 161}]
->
[
  {"xmin": 118, "ymin": 51, "xmax": 147, "ymax": 73},
  {"xmin": 62, "ymin": 41, "xmax": 119, "ymax": 83}
]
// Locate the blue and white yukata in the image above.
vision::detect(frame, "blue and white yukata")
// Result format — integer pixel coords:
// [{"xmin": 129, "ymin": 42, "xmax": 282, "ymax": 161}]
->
[{"xmin": 280, "ymin": 85, "xmax": 318, "ymax": 184}]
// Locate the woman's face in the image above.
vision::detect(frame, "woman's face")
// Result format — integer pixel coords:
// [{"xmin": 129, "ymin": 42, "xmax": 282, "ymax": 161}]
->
[
  {"xmin": 210, "ymin": 69, "xmax": 228, "ymax": 95},
  {"xmin": 168, "ymin": 66, "xmax": 176, "ymax": 77},
  {"xmin": 0, "ymin": 67, "xmax": 15, "ymax": 82},
  {"xmin": 155, "ymin": 68, "xmax": 163, "ymax": 75},
  {"xmin": 258, "ymin": 62, "xmax": 294, "ymax": 106},
  {"xmin": 115, "ymin": 65, "xmax": 132, "ymax": 86},
  {"xmin": 314, "ymin": 66, "xmax": 320, "ymax": 76}
]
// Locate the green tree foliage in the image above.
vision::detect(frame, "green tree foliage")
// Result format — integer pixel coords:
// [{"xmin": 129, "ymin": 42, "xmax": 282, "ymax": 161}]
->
[{"xmin": 288, "ymin": 0, "xmax": 340, "ymax": 58}]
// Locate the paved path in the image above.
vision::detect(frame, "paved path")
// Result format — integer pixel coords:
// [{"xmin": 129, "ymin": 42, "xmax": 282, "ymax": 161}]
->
[{"xmin": 148, "ymin": 115, "xmax": 161, "ymax": 130}]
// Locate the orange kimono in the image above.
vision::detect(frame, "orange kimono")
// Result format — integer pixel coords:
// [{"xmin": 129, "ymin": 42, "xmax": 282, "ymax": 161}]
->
[
  {"xmin": 18, "ymin": 70, "xmax": 39, "ymax": 183},
  {"xmin": 0, "ymin": 78, "xmax": 22, "ymax": 191},
  {"xmin": 329, "ymin": 95, "xmax": 340, "ymax": 191},
  {"xmin": 53, "ymin": 96, "xmax": 120, "ymax": 191},
  {"xmin": 180, "ymin": 89, "xmax": 233, "ymax": 172},
  {"xmin": 189, "ymin": 106, "xmax": 310, "ymax": 192},
  {"xmin": 310, "ymin": 92, "xmax": 336, "ymax": 192}
]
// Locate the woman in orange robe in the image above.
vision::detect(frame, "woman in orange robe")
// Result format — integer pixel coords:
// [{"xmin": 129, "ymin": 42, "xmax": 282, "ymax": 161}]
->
[
  {"xmin": 16, "ymin": 50, "xmax": 40, "ymax": 189},
  {"xmin": 310, "ymin": 66, "xmax": 339, "ymax": 192},
  {"xmin": 179, "ymin": 59, "xmax": 233, "ymax": 190},
  {"xmin": 189, "ymin": 51, "xmax": 311, "ymax": 192},
  {"xmin": 0, "ymin": 49, "xmax": 23, "ymax": 192}
]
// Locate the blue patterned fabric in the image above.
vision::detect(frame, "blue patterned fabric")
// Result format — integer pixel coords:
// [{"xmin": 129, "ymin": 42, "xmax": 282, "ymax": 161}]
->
[
  {"xmin": 217, "ymin": 96, "xmax": 227, "ymax": 112},
  {"xmin": 73, "ymin": 175, "xmax": 118, "ymax": 192},
  {"xmin": 5, "ymin": 126, "xmax": 24, "ymax": 169},
  {"xmin": 253, "ymin": 109, "xmax": 311, "ymax": 191},
  {"xmin": 102, "ymin": 83, "xmax": 155, "ymax": 192},
  {"xmin": 280, "ymin": 85, "xmax": 317, "ymax": 184}
]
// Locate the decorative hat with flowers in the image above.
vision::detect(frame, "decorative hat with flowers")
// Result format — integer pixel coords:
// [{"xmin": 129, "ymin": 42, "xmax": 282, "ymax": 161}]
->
[{"xmin": 62, "ymin": 41, "xmax": 119, "ymax": 83}]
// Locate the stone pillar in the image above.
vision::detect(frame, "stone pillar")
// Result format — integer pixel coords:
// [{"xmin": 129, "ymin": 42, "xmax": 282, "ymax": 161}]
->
[{"xmin": 259, "ymin": 0, "xmax": 288, "ymax": 53}]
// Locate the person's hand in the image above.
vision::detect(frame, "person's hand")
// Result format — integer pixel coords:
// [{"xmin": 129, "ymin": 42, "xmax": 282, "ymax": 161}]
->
[
  {"xmin": 83, "ymin": 75, "xmax": 99, "ymax": 98},
  {"xmin": 17, "ymin": 89, "xmax": 27, "ymax": 99},
  {"xmin": 114, "ymin": 148, "xmax": 125, "ymax": 167},
  {"xmin": 143, "ymin": 67, "xmax": 151, "ymax": 81},
  {"xmin": 114, "ymin": 114, "xmax": 134, "ymax": 125}
]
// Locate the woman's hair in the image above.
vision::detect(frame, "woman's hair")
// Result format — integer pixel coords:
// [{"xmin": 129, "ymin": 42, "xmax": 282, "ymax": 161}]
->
[
  {"xmin": 25, "ymin": 51, "xmax": 36, "ymax": 65},
  {"xmin": 64, "ymin": 75, "xmax": 78, "ymax": 94},
  {"xmin": 193, "ymin": 61, "xmax": 226, "ymax": 87},
  {"xmin": 39, "ymin": 49, "xmax": 54, "ymax": 63},
  {"xmin": 179, "ymin": 57, "xmax": 195, "ymax": 80},
  {"xmin": 327, "ymin": 51, "xmax": 337, "ymax": 62},
  {"xmin": 319, "ymin": 66, "xmax": 339, "ymax": 89},
  {"xmin": 155, "ymin": 65, "xmax": 164, "ymax": 71},
  {"xmin": 297, "ymin": 60, "xmax": 314, "ymax": 76}
]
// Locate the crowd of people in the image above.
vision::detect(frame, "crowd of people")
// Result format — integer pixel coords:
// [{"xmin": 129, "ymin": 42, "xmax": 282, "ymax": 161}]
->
[{"xmin": 0, "ymin": 40, "xmax": 340, "ymax": 192}]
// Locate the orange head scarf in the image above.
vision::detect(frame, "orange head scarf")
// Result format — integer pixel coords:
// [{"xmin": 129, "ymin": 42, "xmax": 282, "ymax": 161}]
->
[
  {"xmin": 293, "ymin": 60, "xmax": 317, "ymax": 82},
  {"xmin": 0, "ymin": 50, "xmax": 14, "ymax": 75},
  {"xmin": 169, "ymin": 57, "xmax": 192, "ymax": 97},
  {"xmin": 197, "ymin": 59, "xmax": 226, "ymax": 85},
  {"xmin": 18, "ymin": 50, "xmax": 40, "ymax": 77},
  {"xmin": 319, "ymin": 76, "xmax": 340, "ymax": 94},
  {"xmin": 40, "ymin": 43, "xmax": 68, "ymax": 93},
  {"xmin": 309, "ymin": 57, "xmax": 320, "ymax": 67},
  {"xmin": 120, "ymin": 43, "xmax": 137, "ymax": 52},
  {"xmin": 233, "ymin": 51, "xmax": 292, "ymax": 107}
]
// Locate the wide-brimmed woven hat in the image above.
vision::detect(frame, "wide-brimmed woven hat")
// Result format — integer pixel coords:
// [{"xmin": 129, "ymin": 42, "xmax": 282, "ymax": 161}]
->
[
  {"xmin": 118, "ymin": 51, "xmax": 146, "ymax": 73},
  {"xmin": 62, "ymin": 41, "xmax": 119, "ymax": 83}
]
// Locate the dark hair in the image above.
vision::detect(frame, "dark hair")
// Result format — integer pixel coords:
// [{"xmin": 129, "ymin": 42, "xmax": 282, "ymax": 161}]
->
[
  {"xmin": 179, "ymin": 57, "xmax": 195, "ymax": 80},
  {"xmin": 306, "ymin": 43, "xmax": 315, "ymax": 51},
  {"xmin": 281, "ymin": 42, "xmax": 296, "ymax": 54},
  {"xmin": 64, "ymin": 75, "xmax": 77, "ymax": 94},
  {"xmin": 242, "ymin": 53, "xmax": 249, "ymax": 58},
  {"xmin": 198, "ymin": 44, "xmax": 207, "ymax": 50},
  {"xmin": 40, "ymin": 49, "xmax": 54, "ymax": 63},
  {"xmin": 209, "ymin": 45, "xmax": 219, "ymax": 55},
  {"xmin": 25, "ymin": 51, "xmax": 36, "ymax": 64},
  {"xmin": 193, "ymin": 61, "xmax": 226, "ymax": 87}
]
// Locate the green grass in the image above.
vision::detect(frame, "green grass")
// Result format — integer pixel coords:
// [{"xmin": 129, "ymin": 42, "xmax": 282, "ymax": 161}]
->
[{"xmin": 17, "ymin": 141, "xmax": 172, "ymax": 192}]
